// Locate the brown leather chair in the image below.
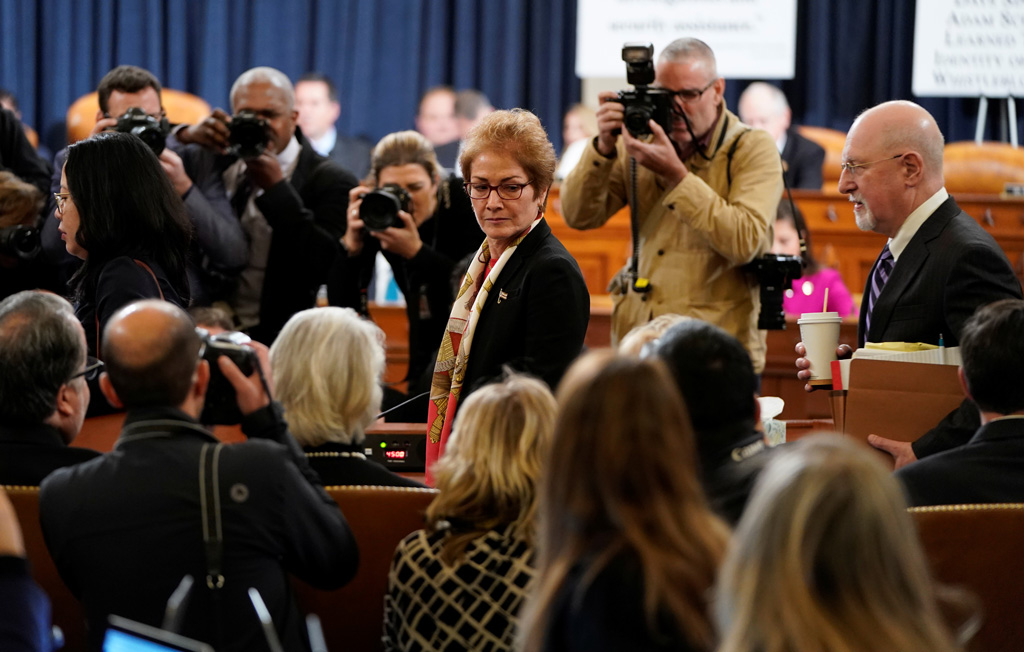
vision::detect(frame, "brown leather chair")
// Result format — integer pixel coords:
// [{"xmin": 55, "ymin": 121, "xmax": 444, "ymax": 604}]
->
[
  {"xmin": 797, "ymin": 125, "xmax": 847, "ymax": 191},
  {"xmin": 944, "ymin": 141, "xmax": 1024, "ymax": 196},
  {"xmin": 65, "ymin": 89, "xmax": 212, "ymax": 145},
  {"xmin": 4, "ymin": 485, "xmax": 86, "ymax": 652},
  {"xmin": 910, "ymin": 503, "xmax": 1024, "ymax": 652},
  {"xmin": 291, "ymin": 485, "xmax": 438, "ymax": 652}
]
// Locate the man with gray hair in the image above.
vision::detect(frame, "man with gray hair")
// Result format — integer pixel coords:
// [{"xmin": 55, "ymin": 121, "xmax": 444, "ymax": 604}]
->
[
  {"xmin": 738, "ymin": 81, "xmax": 824, "ymax": 189},
  {"xmin": 0, "ymin": 291, "xmax": 99, "ymax": 485},
  {"xmin": 561, "ymin": 37, "xmax": 783, "ymax": 375},
  {"xmin": 178, "ymin": 66, "xmax": 358, "ymax": 342}
]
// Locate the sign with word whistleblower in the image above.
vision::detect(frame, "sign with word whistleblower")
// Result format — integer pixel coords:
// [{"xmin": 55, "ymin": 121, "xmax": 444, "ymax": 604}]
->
[
  {"xmin": 913, "ymin": 0, "xmax": 1024, "ymax": 97},
  {"xmin": 576, "ymin": 0, "xmax": 797, "ymax": 79}
]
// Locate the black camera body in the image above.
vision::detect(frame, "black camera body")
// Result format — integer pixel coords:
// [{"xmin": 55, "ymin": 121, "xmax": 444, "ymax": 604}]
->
[
  {"xmin": 116, "ymin": 107, "xmax": 170, "ymax": 155},
  {"xmin": 617, "ymin": 42, "xmax": 674, "ymax": 137},
  {"xmin": 229, "ymin": 111, "xmax": 270, "ymax": 159},
  {"xmin": 198, "ymin": 330, "xmax": 257, "ymax": 425},
  {"xmin": 359, "ymin": 183, "xmax": 412, "ymax": 232},
  {"xmin": 0, "ymin": 225, "xmax": 41, "ymax": 260},
  {"xmin": 745, "ymin": 254, "xmax": 803, "ymax": 330}
]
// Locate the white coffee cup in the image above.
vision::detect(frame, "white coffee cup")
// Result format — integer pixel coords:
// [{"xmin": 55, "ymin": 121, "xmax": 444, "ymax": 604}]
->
[{"xmin": 798, "ymin": 311, "xmax": 842, "ymax": 386}]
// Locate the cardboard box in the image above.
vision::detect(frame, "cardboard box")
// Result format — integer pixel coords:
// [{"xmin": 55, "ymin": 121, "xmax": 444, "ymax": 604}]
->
[{"xmin": 829, "ymin": 359, "xmax": 964, "ymax": 444}]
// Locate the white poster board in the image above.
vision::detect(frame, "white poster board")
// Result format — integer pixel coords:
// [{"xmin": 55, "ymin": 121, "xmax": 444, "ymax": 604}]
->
[
  {"xmin": 575, "ymin": 0, "xmax": 798, "ymax": 80},
  {"xmin": 913, "ymin": 0, "xmax": 1024, "ymax": 97}
]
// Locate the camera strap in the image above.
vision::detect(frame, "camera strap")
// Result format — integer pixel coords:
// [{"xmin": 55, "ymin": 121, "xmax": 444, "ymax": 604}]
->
[
  {"xmin": 199, "ymin": 441, "xmax": 227, "ymax": 648},
  {"xmin": 628, "ymin": 156, "xmax": 651, "ymax": 293}
]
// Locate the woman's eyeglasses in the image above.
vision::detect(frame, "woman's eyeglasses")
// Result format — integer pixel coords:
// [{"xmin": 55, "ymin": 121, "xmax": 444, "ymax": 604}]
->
[
  {"xmin": 54, "ymin": 192, "xmax": 71, "ymax": 215},
  {"xmin": 464, "ymin": 181, "xmax": 534, "ymax": 201}
]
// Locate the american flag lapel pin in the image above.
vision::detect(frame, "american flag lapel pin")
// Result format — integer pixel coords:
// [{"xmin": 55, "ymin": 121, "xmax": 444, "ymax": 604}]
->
[{"xmin": 497, "ymin": 289, "xmax": 508, "ymax": 304}]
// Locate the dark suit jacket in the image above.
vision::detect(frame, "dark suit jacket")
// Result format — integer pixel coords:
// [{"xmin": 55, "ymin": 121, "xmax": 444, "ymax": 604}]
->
[
  {"xmin": 780, "ymin": 127, "xmax": 824, "ymax": 190},
  {"xmin": 859, "ymin": 197, "xmax": 1021, "ymax": 349},
  {"xmin": 433, "ymin": 140, "xmax": 461, "ymax": 173},
  {"xmin": 327, "ymin": 133, "xmax": 372, "ymax": 181},
  {"xmin": 40, "ymin": 404, "xmax": 357, "ymax": 652},
  {"xmin": 897, "ymin": 417, "xmax": 1024, "ymax": 506},
  {"xmin": 0, "ymin": 422, "xmax": 99, "ymax": 486},
  {"xmin": 858, "ymin": 197, "xmax": 1022, "ymax": 457},
  {"xmin": 462, "ymin": 219, "xmax": 590, "ymax": 394},
  {"xmin": 0, "ymin": 107, "xmax": 50, "ymax": 196},
  {"xmin": 223, "ymin": 132, "xmax": 357, "ymax": 343}
]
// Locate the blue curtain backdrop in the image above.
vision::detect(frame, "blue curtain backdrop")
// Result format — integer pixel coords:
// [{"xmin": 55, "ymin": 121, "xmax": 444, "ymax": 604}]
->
[
  {"xmin": 0, "ymin": 0, "xmax": 1019, "ymax": 158},
  {"xmin": 0, "ymin": 0, "xmax": 579, "ymax": 155}
]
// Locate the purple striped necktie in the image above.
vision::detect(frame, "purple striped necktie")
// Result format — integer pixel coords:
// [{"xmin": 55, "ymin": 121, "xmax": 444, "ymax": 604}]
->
[{"xmin": 865, "ymin": 244, "xmax": 894, "ymax": 335}]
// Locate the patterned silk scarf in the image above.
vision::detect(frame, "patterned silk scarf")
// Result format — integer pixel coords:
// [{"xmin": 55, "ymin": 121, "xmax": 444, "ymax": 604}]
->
[{"xmin": 425, "ymin": 218, "xmax": 542, "ymax": 482}]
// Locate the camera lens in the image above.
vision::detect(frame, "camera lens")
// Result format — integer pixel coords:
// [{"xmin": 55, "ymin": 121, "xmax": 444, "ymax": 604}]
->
[{"xmin": 624, "ymin": 105, "xmax": 654, "ymax": 136}]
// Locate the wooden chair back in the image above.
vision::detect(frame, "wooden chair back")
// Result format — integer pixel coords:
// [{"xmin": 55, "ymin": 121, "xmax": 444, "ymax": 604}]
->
[
  {"xmin": 911, "ymin": 503, "xmax": 1024, "ymax": 651},
  {"xmin": 944, "ymin": 141, "xmax": 1024, "ymax": 195},
  {"xmin": 4, "ymin": 485, "xmax": 86, "ymax": 651},
  {"xmin": 291, "ymin": 485, "xmax": 438, "ymax": 652}
]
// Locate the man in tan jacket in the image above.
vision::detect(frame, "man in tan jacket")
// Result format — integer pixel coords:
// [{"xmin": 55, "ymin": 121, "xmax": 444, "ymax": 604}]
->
[{"xmin": 561, "ymin": 38, "xmax": 782, "ymax": 373}]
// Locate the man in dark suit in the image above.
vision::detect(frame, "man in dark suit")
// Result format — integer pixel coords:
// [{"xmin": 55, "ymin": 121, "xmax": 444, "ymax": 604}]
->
[
  {"xmin": 0, "ymin": 291, "xmax": 98, "ymax": 485},
  {"xmin": 795, "ymin": 100, "xmax": 1022, "ymax": 466},
  {"xmin": 738, "ymin": 82, "xmax": 824, "ymax": 189},
  {"xmin": 177, "ymin": 67, "xmax": 358, "ymax": 343},
  {"xmin": 294, "ymin": 72, "xmax": 372, "ymax": 180},
  {"xmin": 897, "ymin": 299, "xmax": 1024, "ymax": 506},
  {"xmin": 40, "ymin": 300, "xmax": 357, "ymax": 651}
]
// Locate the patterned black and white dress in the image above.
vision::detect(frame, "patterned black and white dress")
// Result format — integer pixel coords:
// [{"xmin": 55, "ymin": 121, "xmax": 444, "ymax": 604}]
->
[{"xmin": 383, "ymin": 523, "xmax": 535, "ymax": 652}]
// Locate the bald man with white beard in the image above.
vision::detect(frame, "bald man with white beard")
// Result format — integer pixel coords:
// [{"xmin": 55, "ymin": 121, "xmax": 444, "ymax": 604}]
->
[{"xmin": 795, "ymin": 100, "xmax": 1022, "ymax": 467}]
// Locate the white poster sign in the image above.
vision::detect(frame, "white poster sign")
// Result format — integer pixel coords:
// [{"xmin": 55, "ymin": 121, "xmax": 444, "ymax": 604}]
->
[
  {"xmin": 913, "ymin": 0, "xmax": 1024, "ymax": 97},
  {"xmin": 575, "ymin": 0, "xmax": 798, "ymax": 79}
]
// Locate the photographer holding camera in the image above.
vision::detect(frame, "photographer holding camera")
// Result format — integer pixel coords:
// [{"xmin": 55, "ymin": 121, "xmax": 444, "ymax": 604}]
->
[
  {"xmin": 176, "ymin": 67, "xmax": 358, "ymax": 344},
  {"xmin": 328, "ymin": 130, "xmax": 482, "ymax": 386},
  {"xmin": 43, "ymin": 66, "xmax": 247, "ymax": 305},
  {"xmin": 561, "ymin": 38, "xmax": 782, "ymax": 375}
]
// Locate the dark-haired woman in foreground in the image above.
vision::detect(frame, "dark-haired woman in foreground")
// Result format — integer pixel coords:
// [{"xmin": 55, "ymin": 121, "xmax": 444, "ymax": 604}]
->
[
  {"xmin": 55, "ymin": 131, "xmax": 190, "ymax": 356},
  {"xmin": 520, "ymin": 351, "xmax": 729, "ymax": 652}
]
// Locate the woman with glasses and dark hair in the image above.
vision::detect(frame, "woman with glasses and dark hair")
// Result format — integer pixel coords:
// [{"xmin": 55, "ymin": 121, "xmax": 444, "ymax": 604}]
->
[
  {"xmin": 54, "ymin": 131, "xmax": 191, "ymax": 358},
  {"xmin": 424, "ymin": 109, "xmax": 589, "ymax": 483},
  {"xmin": 329, "ymin": 130, "xmax": 482, "ymax": 395}
]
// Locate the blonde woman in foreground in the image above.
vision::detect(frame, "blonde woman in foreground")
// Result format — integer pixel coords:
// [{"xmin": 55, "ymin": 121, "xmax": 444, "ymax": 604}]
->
[
  {"xmin": 384, "ymin": 373, "xmax": 556, "ymax": 652},
  {"xmin": 715, "ymin": 434, "xmax": 965, "ymax": 652},
  {"xmin": 521, "ymin": 351, "xmax": 729, "ymax": 652}
]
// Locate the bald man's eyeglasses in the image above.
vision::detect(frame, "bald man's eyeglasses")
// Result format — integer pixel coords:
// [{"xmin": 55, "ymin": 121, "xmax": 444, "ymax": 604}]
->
[
  {"xmin": 840, "ymin": 153, "xmax": 905, "ymax": 175},
  {"xmin": 70, "ymin": 358, "xmax": 104, "ymax": 382}
]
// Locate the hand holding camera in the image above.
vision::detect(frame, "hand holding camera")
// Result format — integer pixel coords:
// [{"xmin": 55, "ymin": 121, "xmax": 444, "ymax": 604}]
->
[
  {"xmin": 199, "ymin": 330, "xmax": 273, "ymax": 424},
  {"xmin": 343, "ymin": 183, "xmax": 421, "ymax": 258},
  {"xmin": 177, "ymin": 108, "xmax": 232, "ymax": 153},
  {"xmin": 216, "ymin": 340, "xmax": 273, "ymax": 417}
]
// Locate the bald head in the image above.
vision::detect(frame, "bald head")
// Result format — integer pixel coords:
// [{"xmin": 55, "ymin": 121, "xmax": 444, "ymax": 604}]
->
[
  {"xmin": 850, "ymin": 101, "xmax": 944, "ymax": 179},
  {"xmin": 738, "ymin": 82, "xmax": 790, "ymax": 142},
  {"xmin": 230, "ymin": 67, "xmax": 295, "ymax": 111},
  {"xmin": 103, "ymin": 300, "xmax": 202, "ymax": 408},
  {"xmin": 840, "ymin": 101, "xmax": 946, "ymax": 237}
]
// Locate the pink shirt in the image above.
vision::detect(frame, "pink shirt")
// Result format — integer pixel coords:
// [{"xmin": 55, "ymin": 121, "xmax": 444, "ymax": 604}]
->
[{"xmin": 783, "ymin": 267, "xmax": 855, "ymax": 317}]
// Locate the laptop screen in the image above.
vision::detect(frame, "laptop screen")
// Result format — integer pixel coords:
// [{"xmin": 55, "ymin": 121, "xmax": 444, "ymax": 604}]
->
[{"xmin": 103, "ymin": 615, "xmax": 214, "ymax": 652}]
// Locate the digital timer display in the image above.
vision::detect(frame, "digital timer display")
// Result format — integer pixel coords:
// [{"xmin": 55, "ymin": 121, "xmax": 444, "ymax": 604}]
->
[{"xmin": 384, "ymin": 449, "xmax": 408, "ymax": 460}]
